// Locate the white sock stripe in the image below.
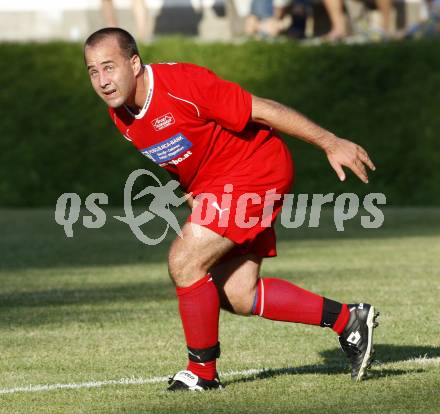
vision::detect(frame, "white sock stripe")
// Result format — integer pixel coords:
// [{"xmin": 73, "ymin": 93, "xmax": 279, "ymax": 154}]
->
[
  {"xmin": 0, "ymin": 357, "xmax": 439, "ymax": 395},
  {"xmin": 259, "ymin": 278, "xmax": 265, "ymax": 317}
]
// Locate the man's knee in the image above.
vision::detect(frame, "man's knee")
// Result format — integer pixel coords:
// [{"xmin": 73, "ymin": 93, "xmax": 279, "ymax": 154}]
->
[
  {"xmin": 211, "ymin": 254, "xmax": 261, "ymax": 316},
  {"xmin": 168, "ymin": 249, "xmax": 205, "ymax": 287},
  {"xmin": 219, "ymin": 283, "xmax": 257, "ymax": 316},
  {"xmin": 168, "ymin": 223, "xmax": 234, "ymax": 287}
]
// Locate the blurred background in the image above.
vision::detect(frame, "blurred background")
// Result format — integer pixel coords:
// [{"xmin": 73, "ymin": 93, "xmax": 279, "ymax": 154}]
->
[
  {"xmin": 0, "ymin": 5, "xmax": 439, "ymax": 410},
  {"xmin": 0, "ymin": 0, "xmax": 439, "ymax": 207},
  {"xmin": 1, "ymin": 0, "xmax": 439, "ymax": 42}
]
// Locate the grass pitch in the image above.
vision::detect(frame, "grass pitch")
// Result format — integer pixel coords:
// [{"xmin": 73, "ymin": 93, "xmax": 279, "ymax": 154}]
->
[{"xmin": 0, "ymin": 207, "xmax": 439, "ymax": 413}]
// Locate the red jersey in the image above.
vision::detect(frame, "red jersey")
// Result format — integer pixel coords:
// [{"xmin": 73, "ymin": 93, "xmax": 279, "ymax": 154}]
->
[{"xmin": 109, "ymin": 63, "xmax": 276, "ymax": 194}]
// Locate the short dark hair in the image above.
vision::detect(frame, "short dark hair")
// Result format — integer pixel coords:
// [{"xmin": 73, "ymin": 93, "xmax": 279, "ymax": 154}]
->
[{"xmin": 84, "ymin": 27, "xmax": 142, "ymax": 62}]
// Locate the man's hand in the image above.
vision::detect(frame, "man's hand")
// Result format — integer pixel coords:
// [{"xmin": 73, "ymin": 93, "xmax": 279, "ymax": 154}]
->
[
  {"xmin": 324, "ymin": 136, "xmax": 376, "ymax": 184},
  {"xmin": 251, "ymin": 95, "xmax": 376, "ymax": 183}
]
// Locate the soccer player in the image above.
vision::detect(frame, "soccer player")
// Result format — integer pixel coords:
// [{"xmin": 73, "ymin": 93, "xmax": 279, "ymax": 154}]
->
[{"xmin": 84, "ymin": 28, "xmax": 379, "ymax": 391}]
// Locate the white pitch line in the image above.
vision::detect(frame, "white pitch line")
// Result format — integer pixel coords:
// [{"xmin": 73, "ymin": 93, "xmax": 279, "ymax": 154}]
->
[
  {"xmin": 0, "ymin": 375, "xmax": 169, "ymax": 395},
  {"xmin": 1, "ymin": 357, "xmax": 439, "ymax": 396},
  {"xmin": 400, "ymin": 356, "xmax": 440, "ymax": 366},
  {"xmin": 0, "ymin": 370, "xmax": 267, "ymax": 396}
]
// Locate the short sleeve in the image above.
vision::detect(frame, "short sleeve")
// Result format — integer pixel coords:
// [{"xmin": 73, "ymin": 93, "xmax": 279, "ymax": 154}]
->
[{"xmin": 179, "ymin": 63, "xmax": 252, "ymax": 132}]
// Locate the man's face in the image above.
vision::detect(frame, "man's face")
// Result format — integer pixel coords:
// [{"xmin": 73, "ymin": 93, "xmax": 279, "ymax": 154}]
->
[{"xmin": 85, "ymin": 37, "xmax": 139, "ymax": 108}]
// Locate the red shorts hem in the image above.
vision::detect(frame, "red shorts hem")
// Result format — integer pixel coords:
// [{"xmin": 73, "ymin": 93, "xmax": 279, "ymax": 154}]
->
[{"xmin": 187, "ymin": 135, "xmax": 294, "ymax": 259}]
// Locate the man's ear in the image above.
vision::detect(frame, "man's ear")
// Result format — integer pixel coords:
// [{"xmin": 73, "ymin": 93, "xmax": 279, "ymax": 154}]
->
[{"xmin": 131, "ymin": 54, "xmax": 143, "ymax": 76}]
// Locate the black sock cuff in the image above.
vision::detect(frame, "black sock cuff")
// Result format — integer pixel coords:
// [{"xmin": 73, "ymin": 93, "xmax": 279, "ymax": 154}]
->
[
  {"xmin": 320, "ymin": 297, "xmax": 343, "ymax": 328},
  {"xmin": 187, "ymin": 342, "xmax": 220, "ymax": 363}
]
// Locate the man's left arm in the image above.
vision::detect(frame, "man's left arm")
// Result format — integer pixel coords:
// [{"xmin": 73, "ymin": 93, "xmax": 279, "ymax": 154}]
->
[{"xmin": 251, "ymin": 95, "xmax": 376, "ymax": 184}]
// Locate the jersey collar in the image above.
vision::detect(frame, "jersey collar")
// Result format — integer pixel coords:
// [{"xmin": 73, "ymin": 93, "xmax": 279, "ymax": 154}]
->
[{"xmin": 124, "ymin": 64, "xmax": 154, "ymax": 119}]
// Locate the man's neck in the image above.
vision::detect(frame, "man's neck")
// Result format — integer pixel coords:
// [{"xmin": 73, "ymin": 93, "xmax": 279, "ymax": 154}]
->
[{"xmin": 126, "ymin": 66, "xmax": 148, "ymax": 114}]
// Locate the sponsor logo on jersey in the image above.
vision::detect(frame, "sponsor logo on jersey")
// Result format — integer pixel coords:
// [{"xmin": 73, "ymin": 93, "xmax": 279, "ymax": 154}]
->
[
  {"xmin": 140, "ymin": 133, "xmax": 193, "ymax": 165},
  {"xmin": 162, "ymin": 150, "xmax": 192, "ymax": 166},
  {"xmin": 151, "ymin": 112, "xmax": 175, "ymax": 131}
]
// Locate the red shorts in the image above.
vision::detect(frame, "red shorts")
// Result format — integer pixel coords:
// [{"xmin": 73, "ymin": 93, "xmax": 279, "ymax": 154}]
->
[{"xmin": 188, "ymin": 135, "xmax": 294, "ymax": 258}]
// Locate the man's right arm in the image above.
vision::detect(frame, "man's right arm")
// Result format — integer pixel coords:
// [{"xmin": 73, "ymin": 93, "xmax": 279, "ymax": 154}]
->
[{"xmin": 251, "ymin": 95, "xmax": 376, "ymax": 184}]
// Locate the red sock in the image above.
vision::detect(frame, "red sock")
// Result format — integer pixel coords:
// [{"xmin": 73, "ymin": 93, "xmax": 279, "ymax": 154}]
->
[
  {"xmin": 252, "ymin": 277, "xmax": 349, "ymax": 334},
  {"xmin": 332, "ymin": 304, "xmax": 350, "ymax": 335},
  {"xmin": 252, "ymin": 277, "xmax": 323, "ymax": 325},
  {"xmin": 176, "ymin": 274, "xmax": 219, "ymax": 380}
]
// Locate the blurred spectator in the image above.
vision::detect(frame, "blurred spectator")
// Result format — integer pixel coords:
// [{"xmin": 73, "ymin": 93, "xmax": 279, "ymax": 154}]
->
[
  {"xmin": 101, "ymin": 0, "xmax": 118, "ymax": 27},
  {"xmin": 283, "ymin": 0, "xmax": 310, "ymax": 39},
  {"xmin": 323, "ymin": 0, "xmax": 393, "ymax": 41},
  {"xmin": 245, "ymin": 0, "xmax": 276, "ymax": 37},
  {"xmin": 101, "ymin": 0, "xmax": 151, "ymax": 41},
  {"xmin": 404, "ymin": 0, "xmax": 440, "ymax": 38},
  {"xmin": 322, "ymin": 0, "xmax": 346, "ymax": 40},
  {"xmin": 245, "ymin": 0, "xmax": 309, "ymax": 39},
  {"xmin": 132, "ymin": 0, "xmax": 149, "ymax": 41}
]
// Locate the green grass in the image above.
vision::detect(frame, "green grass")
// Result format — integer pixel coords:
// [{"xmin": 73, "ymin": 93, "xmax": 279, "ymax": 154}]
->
[{"xmin": 0, "ymin": 208, "xmax": 439, "ymax": 413}]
